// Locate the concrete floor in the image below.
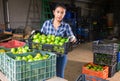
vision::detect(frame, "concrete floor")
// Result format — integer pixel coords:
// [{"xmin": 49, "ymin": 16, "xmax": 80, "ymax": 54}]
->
[{"xmin": 64, "ymin": 42, "xmax": 120, "ymax": 81}]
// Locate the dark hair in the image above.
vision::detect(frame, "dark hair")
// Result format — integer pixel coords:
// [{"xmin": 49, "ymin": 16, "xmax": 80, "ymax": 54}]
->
[{"xmin": 54, "ymin": 3, "xmax": 66, "ymax": 10}]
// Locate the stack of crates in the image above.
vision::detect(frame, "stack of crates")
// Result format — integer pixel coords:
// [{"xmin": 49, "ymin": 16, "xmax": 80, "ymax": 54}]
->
[
  {"xmin": 76, "ymin": 40, "xmax": 119, "ymax": 80},
  {"xmin": 92, "ymin": 41, "xmax": 119, "ymax": 77}
]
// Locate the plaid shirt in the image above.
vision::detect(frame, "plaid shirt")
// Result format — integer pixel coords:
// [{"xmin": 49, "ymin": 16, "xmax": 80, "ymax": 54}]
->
[{"xmin": 40, "ymin": 19, "xmax": 74, "ymax": 37}]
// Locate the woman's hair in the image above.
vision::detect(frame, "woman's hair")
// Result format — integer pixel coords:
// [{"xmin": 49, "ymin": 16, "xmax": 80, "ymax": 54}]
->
[{"xmin": 54, "ymin": 3, "xmax": 66, "ymax": 10}]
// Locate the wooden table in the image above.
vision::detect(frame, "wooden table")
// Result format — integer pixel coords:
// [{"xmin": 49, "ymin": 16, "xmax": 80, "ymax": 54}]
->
[
  {"xmin": 0, "ymin": 71, "xmax": 8, "ymax": 81},
  {"xmin": 0, "ymin": 71, "xmax": 68, "ymax": 81},
  {"xmin": 46, "ymin": 76, "xmax": 68, "ymax": 81}
]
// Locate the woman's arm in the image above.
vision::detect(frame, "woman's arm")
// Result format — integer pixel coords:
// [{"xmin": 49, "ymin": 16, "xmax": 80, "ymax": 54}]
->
[{"xmin": 66, "ymin": 24, "xmax": 76, "ymax": 42}]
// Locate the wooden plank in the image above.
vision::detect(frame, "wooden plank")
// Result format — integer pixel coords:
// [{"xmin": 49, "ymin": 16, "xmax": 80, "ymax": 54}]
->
[
  {"xmin": 0, "ymin": 37, "xmax": 11, "ymax": 43},
  {"xmin": 0, "ymin": 34, "xmax": 12, "ymax": 42},
  {"xmin": 13, "ymin": 34, "xmax": 24, "ymax": 38},
  {"xmin": 4, "ymin": 31, "xmax": 12, "ymax": 35}
]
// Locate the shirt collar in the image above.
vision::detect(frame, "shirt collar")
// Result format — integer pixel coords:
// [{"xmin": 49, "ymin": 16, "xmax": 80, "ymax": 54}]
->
[{"xmin": 50, "ymin": 18, "xmax": 64, "ymax": 26}]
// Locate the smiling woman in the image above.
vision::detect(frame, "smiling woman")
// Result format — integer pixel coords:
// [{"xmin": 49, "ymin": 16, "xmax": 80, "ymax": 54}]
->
[{"xmin": 40, "ymin": 3, "xmax": 76, "ymax": 78}]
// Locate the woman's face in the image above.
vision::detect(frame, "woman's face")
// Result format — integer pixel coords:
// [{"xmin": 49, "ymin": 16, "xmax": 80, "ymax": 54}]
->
[{"xmin": 53, "ymin": 6, "xmax": 66, "ymax": 22}]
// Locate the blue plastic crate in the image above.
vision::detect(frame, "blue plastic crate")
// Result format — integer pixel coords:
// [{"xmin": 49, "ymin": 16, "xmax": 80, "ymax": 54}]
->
[
  {"xmin": 76, "ymin": 74, "xmax": 109, "ymax": 81},
  {"xmin": 117, "ymin": 52, "xmax": 120, "ymax": 62},
  {"xmin": 4, "ymin": 51, "xmax": 56, "ymax": 81},
  {"xmin": 76, "ymin": 28, "xmax": 89, "ymax": 37}
]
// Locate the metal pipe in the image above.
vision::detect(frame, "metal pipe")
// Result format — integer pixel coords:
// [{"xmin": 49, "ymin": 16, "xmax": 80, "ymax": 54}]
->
[
  {"xmin": 2, "ymin": 0, "xmax": 10, "ymax": 29},
  {"xmin": 6, "ymin": 0, "xmax": 10, "ymax": 29}
]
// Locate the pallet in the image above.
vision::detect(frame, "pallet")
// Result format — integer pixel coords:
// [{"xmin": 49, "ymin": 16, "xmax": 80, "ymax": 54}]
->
[{"xmin": 12, "ymin": 34, "xmax": 24, "ymax": 40}]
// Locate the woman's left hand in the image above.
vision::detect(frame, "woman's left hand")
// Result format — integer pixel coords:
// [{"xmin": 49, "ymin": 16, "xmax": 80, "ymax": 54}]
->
[{"xmin": 70, "ymin": 36, "xmax": 77, "ymax": 43}]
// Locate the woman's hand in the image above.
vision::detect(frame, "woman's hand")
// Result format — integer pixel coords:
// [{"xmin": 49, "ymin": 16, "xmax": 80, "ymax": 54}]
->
[
  {"xmin": 70, "ymin": 37, "xmax": 77, "ymax": 43},
  {"xmin": 69, "ymin": 36, "xmax": 77, "ymax": 43}
]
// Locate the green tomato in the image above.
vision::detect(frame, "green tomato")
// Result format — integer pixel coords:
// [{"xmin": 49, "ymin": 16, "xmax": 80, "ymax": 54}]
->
[
  {"xmin": 59, "ymin": 42, "xmax": 64, "ymax": 46},
  {"xmin": 22, "ymin": 56, "xmax": 28, "ymax": 61},
  {"xmin": 34, "ymin": 53, "xmax": 42, "ymax": 59},
  {"xmin": 54, "ymin": 40, "xmax": 59, "ymax": 45},
  {"xmin": 27, "ymin": 55, "xmax": 33, "ymax": 59},
  {"xmin": 41, "ymin": 34, "xmax": 46, "ymax": 40},
  {"xmin": 28, "ymin": 58, "xmax": 34, "ymax": 62},
  {"xmin": 22, "ymin": 49, "xmax": 28, "ymax": 53},
  {"xmin": 11, "ymin": 48, "xmax": 16, "ymax": 53},
  {"xmin": 24, "ymin": 46, "xmax": 29, "ymax": 50},
  {"xmin": 50, "ymin": 42, "xmax": 54, "ymax": 45},
  {"xmin": 42, "ymin": 56, "xmax": 47, "ymax": 60},
  {"xmin": 33, "ymin": 58, "xmax": 38, "ymax": 61},
  {"xmin": 51, "ymin": 35, "xmax": 55, "ymax": 41},
  {"xmin": 38, "ymin": 57, "xmax": 43, "ymax": 60},
  {"xmin": 33, "ymin": 39, "xmax": 40, "ymax": 43},
  {"xmin": 47, "ymin": 34, "xmax": 52, "ymax": 39},
  {"xmin": 46, "ymin": 38, "xmax": 51, "ymax": 43},
  {"xmin": 60, "ymin": 38, "xmax": 66, "ymax": 43},
  {"xmin": 15, "ymin": 56, "xmax": 22, "ymax": 61},
  {"xmin": 41, "ymin": 40, "xmax": 46, "ymax": 44},
  {"xmin": 33, "ymin": 34, "xmax": 38, "ymax": 39},
  {"xmin": 55, "ymin": 36, "xmax": 61, "ymax": 41},
  {"xmin": 36, "ymin": 33, "xmax": 40, "ymax": 36}
]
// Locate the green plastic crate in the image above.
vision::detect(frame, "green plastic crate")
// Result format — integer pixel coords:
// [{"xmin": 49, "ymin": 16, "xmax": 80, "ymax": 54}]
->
[
  {"xmin": 4, "ymin": 51, "xmax": 56, "ymax": 81},
  {"xmin": 0, "ymin": 54, "xmax": 5, "ymax": 72},
  {"xmin": 45, "ymin": 55, "xmax": 56, "ymax": 79},
  {"xmin": 0, "ymin": 47, "xmax": 10, "ymax": 73}
]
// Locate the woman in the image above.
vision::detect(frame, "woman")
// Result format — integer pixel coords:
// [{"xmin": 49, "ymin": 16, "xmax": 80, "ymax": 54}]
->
[{"xmin": 40, "ymin": 3, "xmax": 76, "ymax": 78}]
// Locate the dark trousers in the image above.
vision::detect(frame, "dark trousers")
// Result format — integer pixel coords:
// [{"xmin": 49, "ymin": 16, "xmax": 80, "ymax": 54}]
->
[{"xmin": 56, "ymin": 54, "xmax": 67, "ymax": 78}]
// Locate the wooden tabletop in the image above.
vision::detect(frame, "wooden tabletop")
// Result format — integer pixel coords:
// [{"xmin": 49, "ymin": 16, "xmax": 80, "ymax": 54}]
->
[{"xmin": 46, "ymin": 76, "xmax": 68, "ymax": 81}]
